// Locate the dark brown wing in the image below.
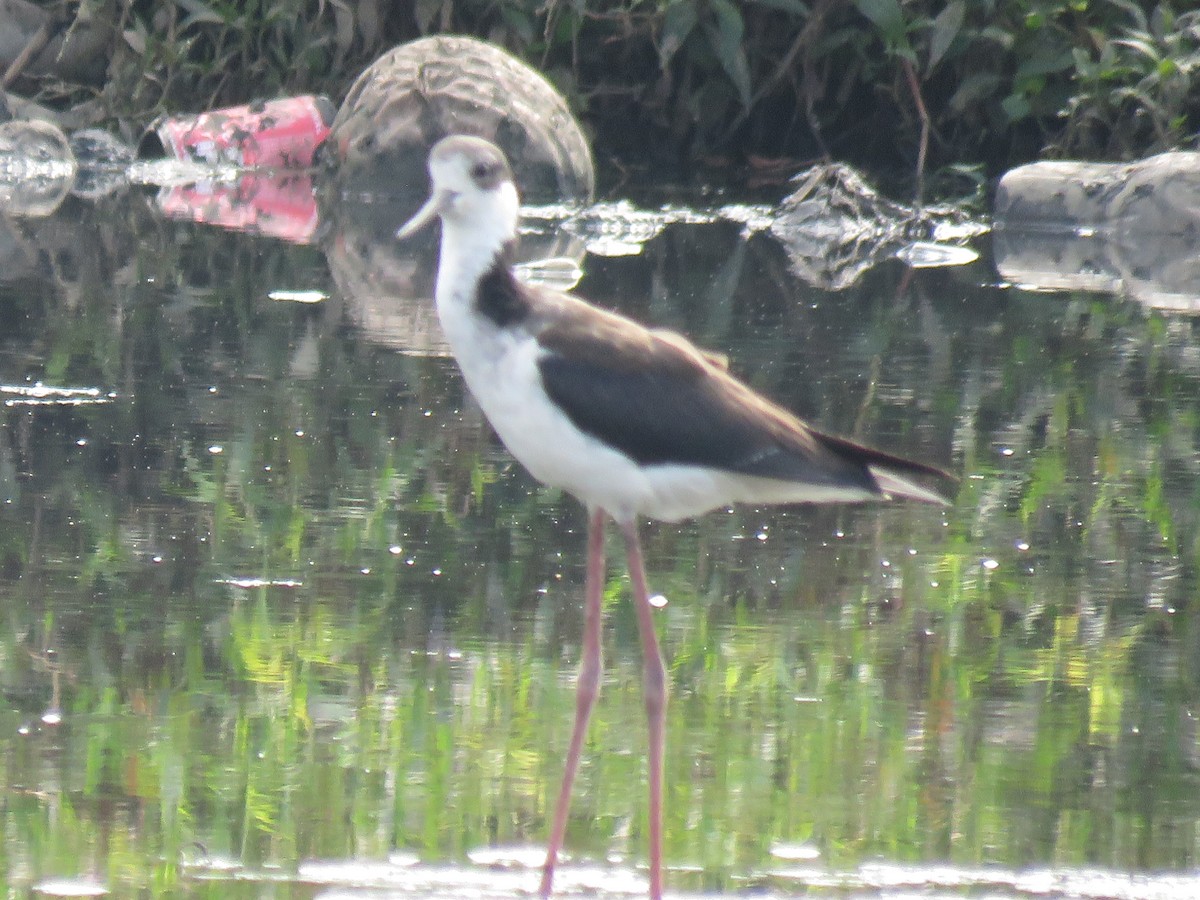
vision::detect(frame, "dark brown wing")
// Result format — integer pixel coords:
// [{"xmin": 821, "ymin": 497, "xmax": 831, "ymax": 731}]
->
[{"xmin": 533, "ymin": 295, "xmax": 931, "ymax": 496}]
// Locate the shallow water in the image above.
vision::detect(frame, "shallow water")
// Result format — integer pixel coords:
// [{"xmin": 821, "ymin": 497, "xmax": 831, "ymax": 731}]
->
[{"xmin": 0, "ymin": 174, "xmax": 1198, "ymax": 898}]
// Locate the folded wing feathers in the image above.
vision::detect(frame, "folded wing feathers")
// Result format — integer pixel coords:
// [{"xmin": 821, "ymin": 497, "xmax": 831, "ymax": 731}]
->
[{"xmin": 532, "ymin": 287, "xmax": 953, "ymax": 506}]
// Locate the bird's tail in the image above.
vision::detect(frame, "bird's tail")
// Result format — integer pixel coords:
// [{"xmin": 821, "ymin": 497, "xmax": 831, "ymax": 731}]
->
[
  {"xmin": 816, "ymin": 431, "xmax": 955, "ymax": 506},
  {"xmin": 869, "ymin": 465, "xmax": 953, "ymax": 506}
]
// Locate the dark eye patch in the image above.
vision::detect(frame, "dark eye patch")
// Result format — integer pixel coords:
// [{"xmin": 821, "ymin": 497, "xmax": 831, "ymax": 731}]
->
[{"xmin": 470, "ymin": 158, "xmax": 504, "ymax": 187}]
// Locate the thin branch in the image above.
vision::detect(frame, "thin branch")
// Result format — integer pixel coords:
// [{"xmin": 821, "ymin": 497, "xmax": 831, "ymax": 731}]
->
[
  {"xmin": 902, "ymin": 57, "xmax": 929, "ymax": 208},
  {"xmin": 1, "ymin": 22, "xmax": 55, "ymax": 90}
]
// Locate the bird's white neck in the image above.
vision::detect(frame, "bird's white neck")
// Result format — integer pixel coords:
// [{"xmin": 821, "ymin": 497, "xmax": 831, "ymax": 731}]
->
[{"xmin": 435, "ymin": 182, "xmax": 520, "ymax": 315}]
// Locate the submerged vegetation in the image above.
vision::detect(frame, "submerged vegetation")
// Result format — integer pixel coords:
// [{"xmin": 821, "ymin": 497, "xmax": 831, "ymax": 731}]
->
[
  {"xmin": 0, "ymin": 180, "xmax": 1199, "ymax": 891},
  {"xmin": 9, "ymin": 0, "xmax": 1200, "ymax": 174}
]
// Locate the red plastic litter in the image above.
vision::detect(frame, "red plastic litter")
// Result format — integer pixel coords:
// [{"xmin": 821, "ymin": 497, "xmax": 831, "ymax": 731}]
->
[{"xmin": 149, "ymin": 96, "xmax": 334, "ymax": 169}]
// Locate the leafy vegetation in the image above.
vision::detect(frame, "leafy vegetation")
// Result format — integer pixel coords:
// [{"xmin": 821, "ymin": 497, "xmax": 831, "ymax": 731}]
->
[{"xmin": 15, "ymin": 0, "xmax": 1200, "ymax": 175}]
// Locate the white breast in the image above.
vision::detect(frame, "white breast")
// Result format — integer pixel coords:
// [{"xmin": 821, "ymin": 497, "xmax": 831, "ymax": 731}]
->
[{"xmin": 436, "ymin": 294, "xmax": 648, "ymax": 513}]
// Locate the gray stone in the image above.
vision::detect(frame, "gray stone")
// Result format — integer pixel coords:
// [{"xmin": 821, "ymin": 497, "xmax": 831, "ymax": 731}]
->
[
  {"xmin": 320, "ymin": 36, "xmax": 594, "ymax": 207},
  {"xmin": 995, "ymin": 152, "xmax": 1200, "ymax": 311}
]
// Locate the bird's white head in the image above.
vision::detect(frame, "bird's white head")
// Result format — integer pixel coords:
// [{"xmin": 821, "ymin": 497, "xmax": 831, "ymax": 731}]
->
[{"xmin": 397, "ymin": 135, "xmax": 520, "ymax": 258}]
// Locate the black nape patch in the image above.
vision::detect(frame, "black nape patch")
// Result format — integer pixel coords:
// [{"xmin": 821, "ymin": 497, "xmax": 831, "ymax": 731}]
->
[{"xmin": 476, "ymin": 254, "xmax": 530, "ymax": 327}]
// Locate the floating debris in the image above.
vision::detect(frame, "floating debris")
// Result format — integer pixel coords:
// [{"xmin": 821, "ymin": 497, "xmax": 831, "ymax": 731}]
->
[
  {"xmin": 718, "ymin": 202, "xmax": 777, "ymax": 234},
  {"xmin": 896, "ymin": 241, "xmax": 979, "ymax": 268},
  {"xmin": 1, "ymin": 383, "xmax": 114, "ymax": 407},
  {"xmin": 523, "ymin": 201, "xmax": 715, "ymax": 257},
  {"xmin": 216, "ymin": 577, "xmax": 304, "ymax": 589},
  {"xmin": 466, "ymin": 846, "xmax": 547, "ymax": 869},
  {"xmin": 0, "ymin": 120, "xmax": 77, "ymax": 216},
  {"xmin": 770, "ymin": 841, "xmax": 821, "ymax": 861},
  {"xmin": 767, "ymin": 163, "xmax": 985, "ymax": 290},
  {"xmin": 522, "ymin": 175, "xmax": 982, "ymax": 281},
  {"xmin": 31, "ymin": 880, "xmax": 108, "ymax": 897},
  {"xmin": 143, "ymin": 96, "xmax": 334, "ymax": 170},
  {"xmin": 268, "ymin": 289, "xmax": 327, "ymax": 303},
  {"xmin": 69, "ymin": 129, "xmax": 134, "ymax": 200}
]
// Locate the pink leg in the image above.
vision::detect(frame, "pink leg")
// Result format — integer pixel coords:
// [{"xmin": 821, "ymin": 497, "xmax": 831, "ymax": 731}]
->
[
  {"xmin": 619, "ymin": 518, "xmax": 666, "ymax": 900},
  {"xmin": 541, "ymin": 506, "xmax": 607, "ymax": 897}
]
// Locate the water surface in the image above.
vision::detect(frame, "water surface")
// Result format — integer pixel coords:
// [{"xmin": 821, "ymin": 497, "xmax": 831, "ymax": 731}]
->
[{"xmin": 0, "ymin": 178, "xmax": 1197, "ymax": 897}]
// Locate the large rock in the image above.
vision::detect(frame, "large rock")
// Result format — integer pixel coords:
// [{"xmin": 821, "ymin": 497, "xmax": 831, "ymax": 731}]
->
[
  {"xmin": 994, "ymin": 152, "xmax": 1200, "ymax": 311},
  {"xmin": 320, "ymin": 35, "xmax": 594, "ymax": 207}
]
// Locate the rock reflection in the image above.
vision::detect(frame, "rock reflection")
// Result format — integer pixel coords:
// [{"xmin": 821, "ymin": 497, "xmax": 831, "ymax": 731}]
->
[{"xmin": 319, "ymin": 188, "xmax": 586, "ymax": 356}]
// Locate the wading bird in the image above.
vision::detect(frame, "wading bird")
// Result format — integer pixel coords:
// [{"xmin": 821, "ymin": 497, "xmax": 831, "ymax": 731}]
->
[{"xmin": 398, "ymin": 134, "xmax": 952, "ymax": 899}]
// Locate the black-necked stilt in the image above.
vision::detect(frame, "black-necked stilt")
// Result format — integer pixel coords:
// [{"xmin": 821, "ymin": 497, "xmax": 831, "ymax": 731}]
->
[{"xmin": 399, "ymin": 134, "xmax": 953, "ymax": 900}]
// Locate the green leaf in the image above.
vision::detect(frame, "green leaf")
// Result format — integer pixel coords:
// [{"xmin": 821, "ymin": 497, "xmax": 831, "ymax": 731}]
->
[
  {"xmin": 1151, "ymin": 4, "xmax": 1174, "ymax": 38},
  {"xmin": 977, "ymin": 24, "xmax": 1014, "ymax": 51},
  {"xmin": 927, "ymin": 0, "xmax": 965, "ymax": 73},
  {"xmin": 1071, "ymin": 46, "xmax": 1095, "ymax": 78},
  {"xmin": 855, "ymin": 0, "xmax": 905, "ymax": 41},
  {"xmin": 414, "ymin": 0, "xmax": 446, "ymax": 32},
  {"xmin": 1014, "ymin": 48, "xmax": 1074, "ymax": 79},
  {"xmin": 176, "ymin": 0, "xmax": 227, "ymax": 26},
  {"xmin": 707, "ymin": 0, "xmax": 753, "ymax": 109},
  {"xmin": 1001, "ymin": 92, "xmax": 1031, "ymax": 122},
  {"xmin": 123, "ymin": 25, "xmax": 147, "ymax": 55},
  {"xmin": 746, "ymin": 0, "xmax": 809, "ymax": 13},
  {"xmin": 499, "ymin": 6, "xmax": 536, "ymax": 44},
  {"xmin": 1113, "ymin": 36, "xmax": 1162, "ymax": 63},
  {"xmin": 947, "ymin": 71, "xmax": 1000, "ymax": 113},
  {"xmin": 660, "ymin": 0, "xmax": 699, "ymax": 67}
]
